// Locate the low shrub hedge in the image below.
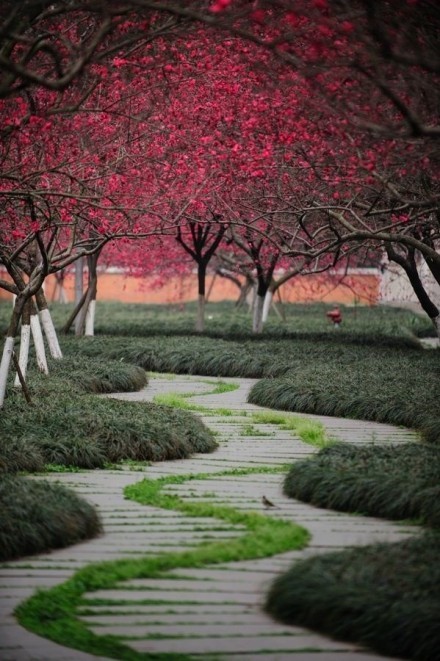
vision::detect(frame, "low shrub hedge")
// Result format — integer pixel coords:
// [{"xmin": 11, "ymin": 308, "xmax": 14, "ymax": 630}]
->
[
  {"xmin": 0, "ymin": 352, "xmax": 217, "ymax": 473},
  {"xmin": 0, "ymin": 390, "xmax": 217, "ymax": 472},
  {"xmin": 265, "ymin": 532, "xmax": 440, "ymax": 661},
  {"xmin": 0, "ymin": 475, "xmax": 102, "ymax": 561},
  {"xmin": 283, "ymin": 443, "xmax": 440, "ymax": 527}
]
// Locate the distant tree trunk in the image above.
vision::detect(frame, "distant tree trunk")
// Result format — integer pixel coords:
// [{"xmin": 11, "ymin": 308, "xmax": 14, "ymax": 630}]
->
[
  {"xmin": 61, "ymin": 287, "xmax": 88, "ymax": 335},
  {"xmin": 252, "ymin": 255, "xmax": 278, "ymax": 334},
  {"xmin": 262, "ymin": 285, "xmax": 287, "ymax": 323},
  {"xmin": 176, "ymin": 219, "xmax": 227, "ymax": 334},
  {"xmin": 236, "ymin": 275, "xmax": 255, "ymax": 310},
  {"xmin": 52, "ymin": 270, "xmax": 68, "ymax": 303},
  {"xmin": 62, "ymin": 252, "xmax": 100, "ymax": 336},
  {"xmin": 205, "ymin": 272, "xmax": 217, "ymax": 303},
  {"xmin": 386, "ymin": 243, "xmax": 440, "ymax": 340}
]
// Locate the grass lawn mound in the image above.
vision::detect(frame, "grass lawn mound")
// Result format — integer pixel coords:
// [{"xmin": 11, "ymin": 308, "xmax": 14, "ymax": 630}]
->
[
  {"xmin": 265, "ymin": 532, "xmax": 440, "ymax": 661},
  {"xmin": 0, "ymin": 475, "xmax": 103, "ymax": 561}
]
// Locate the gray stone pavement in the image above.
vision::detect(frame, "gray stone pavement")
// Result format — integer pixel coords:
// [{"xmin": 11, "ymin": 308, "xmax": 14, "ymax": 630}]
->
[{"xmin": 0, "ymin": 374, "xmax": 420, "ymax": 660}]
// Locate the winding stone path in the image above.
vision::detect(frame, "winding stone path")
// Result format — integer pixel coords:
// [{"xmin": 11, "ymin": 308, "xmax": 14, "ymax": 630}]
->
[{"xmin": 0, "ymin": 374, "xmax": 420, "ymax": 660}]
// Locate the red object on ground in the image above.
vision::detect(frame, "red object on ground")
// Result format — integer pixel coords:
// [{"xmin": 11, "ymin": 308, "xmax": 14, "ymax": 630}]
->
[{"xmin": 326, "ymin": 307, "xmax": 342, "ymax": 325}]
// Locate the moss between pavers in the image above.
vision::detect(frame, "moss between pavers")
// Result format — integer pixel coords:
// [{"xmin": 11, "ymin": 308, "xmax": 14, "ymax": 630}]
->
[{"xmin": 16, "ymin": 466, "xmax": 309, "ymax": 661}]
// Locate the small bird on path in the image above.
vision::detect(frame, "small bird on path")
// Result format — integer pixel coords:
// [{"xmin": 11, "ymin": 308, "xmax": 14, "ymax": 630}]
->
[{"xmin": 262, "ymin": 495, "xmax": 279, "ymax": 509}]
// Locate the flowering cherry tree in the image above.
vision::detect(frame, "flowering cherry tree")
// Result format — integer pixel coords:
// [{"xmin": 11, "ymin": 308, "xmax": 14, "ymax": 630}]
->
[{"xmin": 1, "ymin": 0, "xmax": 439, "ymax": 363}]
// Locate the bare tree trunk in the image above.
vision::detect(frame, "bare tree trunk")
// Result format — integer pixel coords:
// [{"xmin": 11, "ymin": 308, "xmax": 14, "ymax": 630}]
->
[
  {"xmin": 386, "ymin": 243, "xmax": 440, "ymax": 340},
  {"xmin": 61, "ymin": 287, "xmax": 88, "ymax": 335},
  {"xmin": 53, "ymin": 271, "xmax": 68, "ymax": 303},
  {"xmin": 236, "ymin": 277, "xmax": 254, "ymax": 309}
]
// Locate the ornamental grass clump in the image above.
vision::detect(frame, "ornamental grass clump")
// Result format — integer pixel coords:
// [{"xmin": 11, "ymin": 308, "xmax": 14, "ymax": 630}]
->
[
  {"xmin": 0, "ymin": 350, "xmax": 217, "ymax": 473},
  {"xmin": 0, "ymin": 475, "xmax": 102, "ymax": 561},
  {"xmin": 40, "ymin": 352, "xmax": 148, "ymax": 394},
  {"xmin": 265, "ymin": 532, "xmax": 440, "ymax": 661},
  {"xmin": 0, "ymin": 392, "xmax": 217, "ymax": 472},
  {"xmin": 283, "ymin": 443, "xmax": 440, "ymax": 527}
]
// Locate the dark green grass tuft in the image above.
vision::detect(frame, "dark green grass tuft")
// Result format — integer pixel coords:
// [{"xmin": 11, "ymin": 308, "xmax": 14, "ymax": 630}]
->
[
  {"xmin": 29, "ymin": 352, "xmax": 148, "ymax": 395},
  {"xmin": 0, "ymin": 475, "xmax": 102, "ymax": 561},
  {"xmin": 59, "ymin": 354, "xmax": 148, "ymax": 394},
  {"xmin": 265, "ymin": 532, "xmax": 440, "ymax": 661},
  {"xmin": 0, "ymin": 391, "xmax": 217, "ymax": 472},
  {"xmin": 0, "ymin": 345, "xmax": 216, "ymax": 473},
  {"xmin": 283, "ymin": 443, "xmax": 440, "ymax": 527}
]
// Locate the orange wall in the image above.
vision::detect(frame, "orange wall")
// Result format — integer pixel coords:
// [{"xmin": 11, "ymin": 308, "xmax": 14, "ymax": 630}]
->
[{"xmin": 0, "ymin": 270, "xmax": 379, "ymax": 305}]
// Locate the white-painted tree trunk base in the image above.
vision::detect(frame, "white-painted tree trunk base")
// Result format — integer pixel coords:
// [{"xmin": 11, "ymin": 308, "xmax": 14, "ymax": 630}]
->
[
  {"xmin": 196, "ymin": 295, "xmax": 205, "ymax": 332},
  {"xmin": 262, "ymin": 291, "xmax": 273, "ymax": 323},
  {"xmin": 14, "ymin": 325, "xmax": 31, "ymax": 387},
  {"xmin": 0, "ymin": 337, "xmax": 14, "ymax": 407},
  {"xmin": 249, "ymin": 285, "xmax": 257, "ymax": 313},
  {"xmin": 30, "ymin": 314, "xmax": 49, "ymax": 374},
  {"xmin": 85, "ymin": 300, "xmax": 96, "ymax": 337},
  {"xmin": 40, "ymin": 308, "xmax": 63, "ymax": 358},
  {"xmin": 253, "ymin": 295, "xmax": 265, "ymax": 333}
]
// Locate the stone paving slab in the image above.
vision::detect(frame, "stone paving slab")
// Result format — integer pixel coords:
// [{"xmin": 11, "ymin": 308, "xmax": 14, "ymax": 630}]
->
[
  {"xmin": 129, "ymin": 634, "xmax": 359, "ymax": 654},
  {"xmin": 223, "ymin": 653, "xmax": 403, "ymax": 661},
  {"xmin": 87, "ymin": 622, "xmax": 303, "ymax": 637},
  {"xmin": 80, "ymin": 611, "xmax": 286, "ymax": 625},
  {"xmin": 0, "ymin": 373, "xmax": 417, "ymax": 661},
  {"xmin": 85, "ymin": 588, "xmax": 261, "ymax": 605}
]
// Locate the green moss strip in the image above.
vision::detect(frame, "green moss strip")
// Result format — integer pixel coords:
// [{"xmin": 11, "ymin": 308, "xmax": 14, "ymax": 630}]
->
[
  {"xmin": 251, "ymin": 411, "xmax": 332, "ymax": 448},
  {"xmin": 16, "ymin": 467, "xmax": 309, "ymax": 660},
  {"xmin": 154, "ymin": 392, "xmax": 331, "ymax": 448}
]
